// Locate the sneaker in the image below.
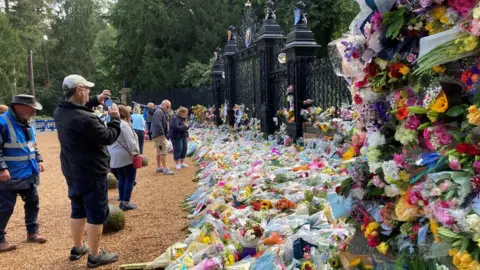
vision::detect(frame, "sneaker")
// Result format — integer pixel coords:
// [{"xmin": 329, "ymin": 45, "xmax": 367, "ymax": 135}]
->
[
  {"xmin": 27, "ymin": 233, "xmax": 47, "ymax": 244},
  {"xmin": 163, "ymin": 168, "xmax": 174, "ymax": 175},
  {"xmin": 120, "ymin": 202, "xmax": 137, "ymax": 211},
  {"xmin": 155, "ymin": 168, "xmax": 164, "ymax": 173},
  {"xmin": 70, "ymin": 245, "xmax": 89, "ymax": 261},
  {"xmin": 0, "ymin": 241, "xmax": 16, "ymax": 253},
  {"xmin": 87, "ymin": 249, "xmax": 118, "ymax": 268},
  {"xmin": 181, "ymin": 163, "xmax": 189, "ymax": 168}
]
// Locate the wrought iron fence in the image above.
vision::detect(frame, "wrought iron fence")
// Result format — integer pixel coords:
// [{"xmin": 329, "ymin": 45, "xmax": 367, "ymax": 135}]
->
[{"xmin": 305, "ymin": 57, "xmax": 351, "ymax": 108}]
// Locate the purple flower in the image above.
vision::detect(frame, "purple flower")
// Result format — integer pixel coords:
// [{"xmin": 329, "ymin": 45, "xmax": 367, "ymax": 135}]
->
[
  {"xmin": 420, "ymin": 0, "xmax": 433, "ymax": 8},
  {"xmin": 370, "ymin": 12, "xmax": 383, "ymax": 33},
  {"xmin": 405, "ymin": 115, "xmax": 421, "ymax": 130},
  {"xmin": 373, "ymin": 101, "xmax": 390, "ymax": 123}
]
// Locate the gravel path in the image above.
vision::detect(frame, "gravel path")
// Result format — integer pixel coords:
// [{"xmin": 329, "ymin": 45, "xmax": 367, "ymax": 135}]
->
[{"xmin": 0, "ymin": 132, "xmax": 197, "ymax": 270}]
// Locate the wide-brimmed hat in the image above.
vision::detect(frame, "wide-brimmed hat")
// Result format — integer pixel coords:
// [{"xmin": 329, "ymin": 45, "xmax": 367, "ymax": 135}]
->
[{"xmin": 10, "ymin": 95, "xmax": 43, "ymax": 110}]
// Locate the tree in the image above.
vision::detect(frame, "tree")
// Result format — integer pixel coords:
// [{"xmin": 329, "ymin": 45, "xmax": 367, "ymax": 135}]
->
[
  {"xmin": 0, "ymin": 12, "xmax": 26, "ymax": 103},
  {"xmin": 181, "ymin": 56, "xmax": 216, "ymax": 88},
  {"xmin": 91, "ymin": 24, "xmax": 119, "ymax": 95},
  {"xmin": 8, "ymin": 0, "xmax": 51, "ymax": 95}
]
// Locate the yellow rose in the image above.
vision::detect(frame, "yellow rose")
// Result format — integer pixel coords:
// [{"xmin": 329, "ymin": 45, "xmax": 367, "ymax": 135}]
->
[
  {"xmin": 376, "ymin": 242, "xmax": 389, "ymax": 255},
  {"xmin": 468, "ymin": 110, "xmax": 480, "ymax": 126},
  {"xmin": 321, "ymin": 123, "xmax": 329, "ymax": 132},
  {"xmin": 352, "ymin": 111, "xmax": 359, "ymax": 120},
  {"xmin": 364, "ymin": 222, "xmax": 380, "ymax": 237},
  {"xmin": 425, "ymin": 22, "xmax": 434, "ymax": 31},
  {"xmin": 440, "ymin": 15, "xmax": 450, "ymax": 24},
  {"xmin": 430, "ymin": 91, "xmax": 448, "ymax": 113}
]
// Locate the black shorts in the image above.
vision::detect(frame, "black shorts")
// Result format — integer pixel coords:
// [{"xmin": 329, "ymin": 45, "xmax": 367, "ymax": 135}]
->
[{"xmin": 67, "ymin": 177, "xmax": 109, "ymax": 225}]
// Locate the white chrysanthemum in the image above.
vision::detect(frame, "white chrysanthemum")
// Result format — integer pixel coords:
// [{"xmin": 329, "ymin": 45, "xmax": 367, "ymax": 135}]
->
[
  {"xmin": 466, "ymin": 214, "xmax": 480, "ymax": 233},
  {"xmin": 368, "ymin": 131, "xmax": 386, "ymax": 147},
  {"xmin": 384, "ymin": 185, "xmax": 400, "ymax": 197}
]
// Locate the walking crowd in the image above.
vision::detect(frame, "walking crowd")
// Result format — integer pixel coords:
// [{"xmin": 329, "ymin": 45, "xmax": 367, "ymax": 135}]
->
[{"xmin": 0, "ymin": 74, "xmax": 190, "ymax": 268}]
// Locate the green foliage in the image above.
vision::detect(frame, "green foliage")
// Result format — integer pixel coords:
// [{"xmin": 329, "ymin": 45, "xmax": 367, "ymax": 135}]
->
[
  {"xmin": 34, "ymin": 86, "xmax": 58, "ymax": 116},
  {"xmin": 0, "ymin": 13, "xmax": 26, "ymax": 104},
  {"xmin": 181, "ymin": 56, "xmax": 215, "ymax": 88},
  {"xmin": 91, "ymin": 24, "xmax": 119, "ymax": 95}
]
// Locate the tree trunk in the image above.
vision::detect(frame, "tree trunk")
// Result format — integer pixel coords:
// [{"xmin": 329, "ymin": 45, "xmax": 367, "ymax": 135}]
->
[
  {"xmin": 4, "ymin": 0, "xmax": 9, "ymax": 13},
  {"xmin": 27, "ymin": 50, "xmax": 35, "ymax": 96},
  {"xmin": 42, "ymin": 44, "xmax": 50, "ymax": 87}
]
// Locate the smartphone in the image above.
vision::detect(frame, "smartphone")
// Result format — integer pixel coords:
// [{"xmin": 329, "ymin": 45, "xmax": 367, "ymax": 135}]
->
[{"xmin": 104, "ymin": 98, "xmax": 113, "ymax": 123}]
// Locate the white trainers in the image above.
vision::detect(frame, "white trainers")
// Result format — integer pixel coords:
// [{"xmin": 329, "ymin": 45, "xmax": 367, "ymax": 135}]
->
[{"xmin": 181, "ymin": 164, "xmax": 189, "ymax": 168}]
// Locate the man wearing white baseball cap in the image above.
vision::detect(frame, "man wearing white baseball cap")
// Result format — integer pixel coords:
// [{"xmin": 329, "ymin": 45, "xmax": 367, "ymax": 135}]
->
[{"xmin": 55, "ymin": 74, "xmax": 121, "ymax": 268}]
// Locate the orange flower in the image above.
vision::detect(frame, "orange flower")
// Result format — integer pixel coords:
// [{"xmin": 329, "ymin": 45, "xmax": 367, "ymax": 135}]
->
[
  {"xmin": 388, "ymin": 63, "xmax": 410, "ymax": 78},
  {"xmin": 396, "ymin": 105, "xmax": 409, "ymax": 120}
]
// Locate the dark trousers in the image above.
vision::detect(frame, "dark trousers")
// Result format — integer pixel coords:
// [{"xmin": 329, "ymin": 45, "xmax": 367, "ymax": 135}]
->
[
  {"xmin": 0, "ymin": 184, "xmax": 39, "ymax": 242},
  {"xmin": 146, "ymin": 122, "xmax": 152, "ymax": 140},
  {"xmin": 134, "ymin": 129, "xmax": 145, "ymax": 154},
  {"xmin": 111, "ymin": 164, "xmax": 137, "ymax": 202},
  {"xmin": 171, "ymin": 137, "xmax": 188, "ymax": 161}
]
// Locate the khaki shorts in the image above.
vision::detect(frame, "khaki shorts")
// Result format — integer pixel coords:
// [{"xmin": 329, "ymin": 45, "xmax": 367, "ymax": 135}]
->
[{"xmin": 153, "ymin": 136, "xmax": 167, "ymax": 156}]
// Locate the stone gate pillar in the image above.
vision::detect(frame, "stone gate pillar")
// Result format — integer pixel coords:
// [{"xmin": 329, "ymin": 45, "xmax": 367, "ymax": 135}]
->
[
  {"xmin": 255, "ymin": 0, "xmax": 285, "ymax": 136},
  {"xmin": 223, "ymin": 25, "xmax": 238, "ymax": 128},
  {"xmin": 211, "ymin": 49, "xmax": 225, "ymax": 126},
  {"xmin": 283, "ymin": 1, "xmax": 320, "ymax": 141}
]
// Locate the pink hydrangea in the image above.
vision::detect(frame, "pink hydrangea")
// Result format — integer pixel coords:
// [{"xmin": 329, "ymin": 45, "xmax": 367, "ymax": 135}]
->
[
  {"xmin": 434, "ymin": 125, "xmax": 453, "ymax": 145},
  {"xmin": 448, "ymin": 0, "xmax": 477, "ymax": 15}
]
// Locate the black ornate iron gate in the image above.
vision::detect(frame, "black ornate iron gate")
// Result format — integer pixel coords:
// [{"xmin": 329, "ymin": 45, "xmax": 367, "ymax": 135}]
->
[{"xmin": 234, "ymin": 46, "xmax": 261, "ymax": 118}]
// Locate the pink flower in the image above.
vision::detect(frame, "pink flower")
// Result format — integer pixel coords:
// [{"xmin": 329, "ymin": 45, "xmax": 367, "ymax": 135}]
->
[
  {"xmin": 471, "ymin": 19, "xmax": 480, "ymax": 36},
  {"xmin": 439, "ymin": 180, "xmax": 453, "ymax": 192},
  {"xmin": 474, "ymin": 160, "xmax": 480, "ymax": 173},
  {"xmin": 434, "ymin": 125, "xmax": 452, "ymax": 145},
  {"xmin": 394, "ymin": 153, "xmax": 407, "ymax": 168},
  {"xmin": 406, "ymin": 53, "xmax": 417, "ymax": 63},
  {"xmin": 405, "ymin": 115, "xmax": 421, "ymax": 130},
  {"xmin": 370, "ymin": 11, "xmax": 383, "ymax": 32},
  {"xmin": 423, "ymin": 128, "xmax": 435, "ymax": 151},
  {"xmin": 372, "ymin": 175, "xmax": 385, "ymax": 188},
  {"xmin": 449, "ymin": 159, "xmax": 461, "ymax": 170},
  {"xmin": 448, "ymin": 0, "xmax": 477, "ymax": 15}
]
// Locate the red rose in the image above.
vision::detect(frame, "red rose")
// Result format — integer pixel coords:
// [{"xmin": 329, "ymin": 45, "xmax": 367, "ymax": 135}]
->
[
  {"xmin": 456, "ymin": 143, "xmax": 480, "ymax": 155},
  {"xmin": 367, "ymin": 234, "xmax": 381, "ymax": 247},
  {"xmin": 353, "ymin": 94, "xmax": 363, "ymax": 105},
  {"xmin": 396, "ymin": 105, "xmax": 409, "ymax": 120},
  {"xmin": 364, "ymin": 62, "xmax": 380, "ymax": 78},
  {"xmin": 461, "ymin": 70, "xmax": 471, "ymax": 84},
  {"xmin": 354, "ymin": 77, "xmax": 369, "ymax": 89},
  {"xmin": 335, "ymin": 186, "xmax": 341, "ymax": 194},
  {"xmin": 352, "ymin": 51, "xmax": 360, "ymax": 59}
]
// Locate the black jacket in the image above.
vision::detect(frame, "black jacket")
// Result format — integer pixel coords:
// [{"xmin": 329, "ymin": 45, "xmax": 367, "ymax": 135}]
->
[
  {"xmin": 54, "ymin": 97, "xmax": 121, "ymax": 183},
  {"xmin": 169, "ymin": 115, "xmax": 189, "ymax": 140}
]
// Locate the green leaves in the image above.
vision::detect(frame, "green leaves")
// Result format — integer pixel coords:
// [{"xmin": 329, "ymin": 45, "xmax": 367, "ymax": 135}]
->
[
  {"xmin": 382, "ymin": 7, "xmax": 406, "ymax": 39},
  {"xmin": 446, "ymin": 106, "xmax": 465, "ymax": 117}
]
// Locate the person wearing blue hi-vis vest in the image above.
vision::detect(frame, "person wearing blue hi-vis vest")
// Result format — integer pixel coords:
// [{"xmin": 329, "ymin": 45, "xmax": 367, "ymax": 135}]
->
[{"xmin": 0, "ymin": 95, "xmax": 46, "ymax": 253}]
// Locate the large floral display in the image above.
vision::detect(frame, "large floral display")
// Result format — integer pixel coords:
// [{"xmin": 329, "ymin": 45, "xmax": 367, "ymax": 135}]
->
[{"xmin": 327, "ymin": 0, "xmax": 480, "ymax": 268}]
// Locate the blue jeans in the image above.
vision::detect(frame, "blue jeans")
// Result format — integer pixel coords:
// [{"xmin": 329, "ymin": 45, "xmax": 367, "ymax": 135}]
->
[
  {"xmin": 0, "ymin": 183, "xmax": 39, "ymax": 242},
  {"xmin": 112, "ymin": 164, "xmax": 137, "ymax": 202},
  {"xmin": 171, "ymin": 137, "xmax": 188, "ymax": 161}
]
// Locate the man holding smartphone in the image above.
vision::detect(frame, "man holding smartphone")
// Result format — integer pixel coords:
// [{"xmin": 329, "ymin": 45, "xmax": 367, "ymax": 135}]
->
[{"xmin": 55, "ymin": 75, "xmax": 121, "ymax": 268}]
